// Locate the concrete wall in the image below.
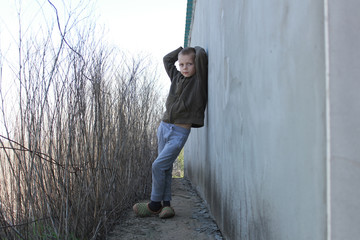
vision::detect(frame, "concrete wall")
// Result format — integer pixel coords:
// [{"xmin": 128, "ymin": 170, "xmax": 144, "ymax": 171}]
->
[
  {"xmin": 328, "ymin": 0, "xmax": 360, "ymax": 239},
  {"xmin": 184, "ymin": 0, "xmax": 360, "ymax": 239}
]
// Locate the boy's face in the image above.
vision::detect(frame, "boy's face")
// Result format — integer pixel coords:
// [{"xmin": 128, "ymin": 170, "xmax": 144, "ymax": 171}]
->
[{"xmin": 178, "ymin": 53, "xmax": 196, "ymax": 78}]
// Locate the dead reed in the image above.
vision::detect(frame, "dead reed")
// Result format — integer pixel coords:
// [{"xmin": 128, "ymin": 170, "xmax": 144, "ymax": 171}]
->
[{"xmin": 0, "ymin": 2, "xmax": 163, "ymax": 238}]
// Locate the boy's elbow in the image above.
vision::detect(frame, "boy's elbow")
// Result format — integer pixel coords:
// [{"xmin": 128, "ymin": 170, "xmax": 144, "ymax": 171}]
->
[
  {"xmin": 194, "ymin": 46, "xmax": 207, "ymax": 55},
  {"xmin": 195, "ymin": 47, "xmax": 208, "ymax": 64}
]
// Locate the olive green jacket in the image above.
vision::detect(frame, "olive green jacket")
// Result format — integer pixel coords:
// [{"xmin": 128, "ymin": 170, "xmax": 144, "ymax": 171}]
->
[{"xmin": 162, "ymin": 46, "xmax": 208, "ymax": 128}]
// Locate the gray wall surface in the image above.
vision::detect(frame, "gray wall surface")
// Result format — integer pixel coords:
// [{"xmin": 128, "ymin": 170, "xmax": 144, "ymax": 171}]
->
[
  {"xmin": 185, "ymin": 0, "xmax": 360, "ymax": 239},
  {"xmin": 328, "ymin": 0, "xmax": 360, "ymax": 239}
]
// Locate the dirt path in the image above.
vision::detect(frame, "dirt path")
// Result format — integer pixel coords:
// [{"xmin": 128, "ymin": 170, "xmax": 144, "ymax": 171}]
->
[{"xmin": 107, "ymin": 178, "xmax": 224, "ymax": 240}]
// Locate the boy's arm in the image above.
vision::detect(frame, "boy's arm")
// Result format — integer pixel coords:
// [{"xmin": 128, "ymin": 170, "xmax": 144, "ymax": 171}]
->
[
  {"xmin": 194, "ymin": 46, "xmax": 208, "ymax": 85},
  {"xmin": 163, "ymin": 47, "xmax": 183, "ymax": 81}
]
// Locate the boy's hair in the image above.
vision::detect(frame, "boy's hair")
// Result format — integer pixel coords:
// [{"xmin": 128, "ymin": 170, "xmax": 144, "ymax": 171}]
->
[{"xmin": 179, "ymin": 47, "xmax": 196, "ymax": 60}]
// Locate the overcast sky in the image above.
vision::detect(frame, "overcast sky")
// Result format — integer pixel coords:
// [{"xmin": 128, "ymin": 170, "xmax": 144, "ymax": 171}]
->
[
  {"xmin": 97, "ymin": 0, "xmax": 187, "ymax": 55},
  {"xmin": 0, "ymin": 0, "xmax": 187, "ymax": 89}
]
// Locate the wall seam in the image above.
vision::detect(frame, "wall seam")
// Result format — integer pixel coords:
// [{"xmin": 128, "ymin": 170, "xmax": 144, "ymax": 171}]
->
[{"xmin": 324, "ymin": 0, "xmax": 331, "ymax": 239}]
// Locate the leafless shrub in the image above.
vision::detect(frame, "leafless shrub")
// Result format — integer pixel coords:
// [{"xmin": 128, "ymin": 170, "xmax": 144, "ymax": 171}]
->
[{"xmin": 0, "ymin": 1, "xmax": 163, "ymax": 239}]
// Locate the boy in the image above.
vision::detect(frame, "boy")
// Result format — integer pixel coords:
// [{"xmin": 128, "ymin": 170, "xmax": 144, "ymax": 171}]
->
[{"xmin": 133, "ymin": 46, "xmax": 208, "ymax": 219}]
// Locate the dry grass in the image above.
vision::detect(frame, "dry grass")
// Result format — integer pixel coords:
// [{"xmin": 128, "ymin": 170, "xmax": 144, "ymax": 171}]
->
[{"xmin": 0, "ymin": 1, "xmax": 164, "ymax": 239}]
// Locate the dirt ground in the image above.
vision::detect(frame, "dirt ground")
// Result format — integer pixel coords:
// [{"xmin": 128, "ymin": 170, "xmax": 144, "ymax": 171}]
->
[{"xmin": 107, "ymin": 178, "xmax": 224, "ymax": 240}]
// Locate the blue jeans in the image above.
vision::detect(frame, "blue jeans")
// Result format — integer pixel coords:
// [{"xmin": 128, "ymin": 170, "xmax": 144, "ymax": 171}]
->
[{"xmin": 151, "ymin": 121, "xmax": 190, "ymax": 202}]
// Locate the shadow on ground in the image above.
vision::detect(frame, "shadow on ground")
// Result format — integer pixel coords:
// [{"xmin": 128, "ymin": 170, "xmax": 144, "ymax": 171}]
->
[{"xmin": 107, "ymin": 178, "xmax": 224, "ymax": 240}]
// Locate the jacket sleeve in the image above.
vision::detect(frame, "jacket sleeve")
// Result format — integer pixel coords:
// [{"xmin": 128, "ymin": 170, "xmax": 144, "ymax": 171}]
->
[
  {"xmin": 163, "ymin": 47, "xmax": 183, "ymax": 82},
  {"xmin": 194, "ymin": 46, "xmax": 208, "ymax": 89}
]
